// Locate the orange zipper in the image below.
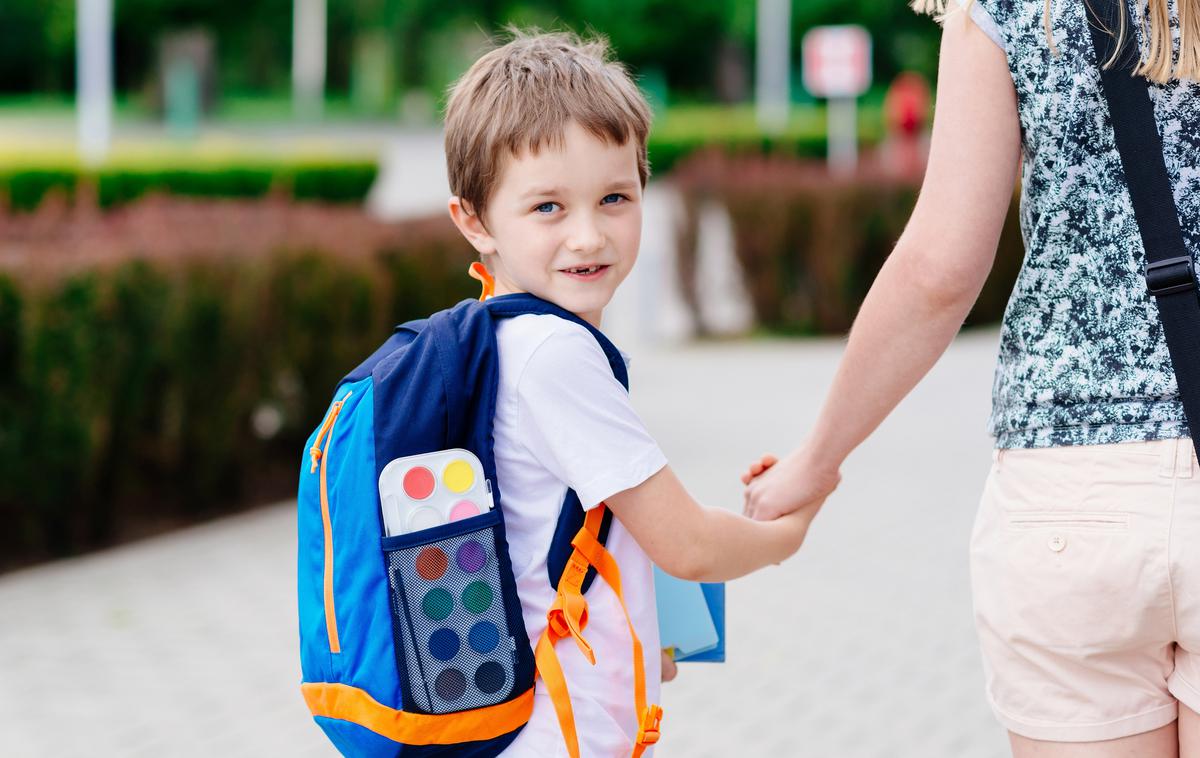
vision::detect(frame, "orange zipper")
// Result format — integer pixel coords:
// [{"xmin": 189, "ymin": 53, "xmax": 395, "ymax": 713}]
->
[{"xmin": 310, "ymin": 390, "xmax": 352, "ymax": 654}]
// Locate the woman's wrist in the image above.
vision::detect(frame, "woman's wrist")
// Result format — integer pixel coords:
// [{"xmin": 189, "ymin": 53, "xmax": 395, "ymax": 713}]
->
[{"xmin": 797, "ymin": 437, "xmax": 844, "ymax": 481}]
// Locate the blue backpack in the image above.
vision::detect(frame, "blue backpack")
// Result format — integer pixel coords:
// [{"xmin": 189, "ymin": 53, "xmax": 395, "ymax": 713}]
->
[{"xmin": 297, "ymin": 291, "xmax": 663, "ymax": 758}]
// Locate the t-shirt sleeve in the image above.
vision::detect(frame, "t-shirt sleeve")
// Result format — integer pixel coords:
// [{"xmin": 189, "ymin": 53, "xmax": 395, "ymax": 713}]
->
[
  {"xmin": 958, "ymin": 0, "xmax": 1006, "ymax": 52},
  {"xmin": 515, "ymin": 324, "xmax": 668, "ymax": 510}
]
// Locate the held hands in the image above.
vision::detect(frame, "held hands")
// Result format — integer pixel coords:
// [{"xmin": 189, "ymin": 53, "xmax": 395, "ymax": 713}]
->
[{"xmin": 741, "ymin": 444, "xmax": 841, "ymax": 524}]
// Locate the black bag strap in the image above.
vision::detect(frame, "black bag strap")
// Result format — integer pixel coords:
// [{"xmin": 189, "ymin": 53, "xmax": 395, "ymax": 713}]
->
[{"xmin": 1086, "ymin": 0, "xmax": 1200, "ymax": 455}]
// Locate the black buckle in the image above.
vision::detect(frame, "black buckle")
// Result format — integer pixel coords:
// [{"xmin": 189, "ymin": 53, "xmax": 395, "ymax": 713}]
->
[{"xmin": 1146, "ymin": 256, "xmax": 1198, "ymax": 297}]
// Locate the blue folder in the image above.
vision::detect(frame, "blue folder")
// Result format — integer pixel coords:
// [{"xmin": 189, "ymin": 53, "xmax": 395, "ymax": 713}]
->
[{"xmin": 653, "ymin": 567, "xmax": 725, "ymax": 663}]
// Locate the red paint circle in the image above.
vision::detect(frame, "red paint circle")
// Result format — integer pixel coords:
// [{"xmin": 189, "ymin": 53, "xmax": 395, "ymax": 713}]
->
[
  {"xmin": 415, "ymin": 547, "xmax": 449, "ymax": 581},
  {"xmin": 403, "ymin": 467, "xmax": 435, "ymax": 500}
]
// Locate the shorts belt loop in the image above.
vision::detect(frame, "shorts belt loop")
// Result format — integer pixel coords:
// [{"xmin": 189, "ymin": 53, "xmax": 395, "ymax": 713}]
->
[
  {"xmin": 1179, "ymin": 437, "xmax": 1195, "ymax": 479},
  {"xmin": 1159, "ymin": 438, "xmax": 1178, "ymax": 479}
]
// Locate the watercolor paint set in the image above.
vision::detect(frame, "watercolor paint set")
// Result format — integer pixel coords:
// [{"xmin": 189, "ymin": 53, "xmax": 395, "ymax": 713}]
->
[{"xmin": 379, "ymin": 449, "xmax": 495, "ymax": 537}]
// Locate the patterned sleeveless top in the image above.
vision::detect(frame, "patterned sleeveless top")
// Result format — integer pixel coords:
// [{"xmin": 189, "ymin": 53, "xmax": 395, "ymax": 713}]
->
[{"xmin": 969, "ymin": 0, "xmax": 1200, "ymax": 448}]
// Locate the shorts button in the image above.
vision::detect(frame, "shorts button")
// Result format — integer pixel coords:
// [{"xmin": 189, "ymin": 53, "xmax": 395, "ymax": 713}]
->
[{"xmin": 1048, "ymin": 535, "xmax": 1066, "ymax": 552}]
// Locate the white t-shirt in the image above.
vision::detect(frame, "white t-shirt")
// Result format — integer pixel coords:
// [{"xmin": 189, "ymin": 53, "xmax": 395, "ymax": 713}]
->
[{"xmin": 493, "ymin": 314, "xmax": 668, "ymax": 758}]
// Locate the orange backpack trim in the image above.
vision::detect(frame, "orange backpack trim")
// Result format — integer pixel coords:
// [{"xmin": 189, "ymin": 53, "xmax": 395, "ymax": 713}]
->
[{"xmin": 301, "ymin": 682, "xmax": 535, "ymax": 745}]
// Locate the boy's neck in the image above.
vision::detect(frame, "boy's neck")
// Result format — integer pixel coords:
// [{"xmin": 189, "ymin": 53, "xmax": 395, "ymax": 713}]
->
[{"xmin": 491, "ymin": 282, "xmax": 604, "ymax": 330}]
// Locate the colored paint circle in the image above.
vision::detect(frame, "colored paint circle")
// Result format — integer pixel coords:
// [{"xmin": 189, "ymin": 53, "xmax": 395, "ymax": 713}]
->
[
  {"xmin": 429, "ymin": 628, "xmax": 461, "ymax": 662},
  {"xmin": 434, "ymin": 668, "xmax": 467, "ymax": 702},
  {"xmin": 475, "ymin": 661, "xmax": 507, "ymax": 695},
  {"xmin": 403, "ymin": 467, "xmax": 435, "ymax": 500},
  {"xmin": 449, "ymin": 500, "xmax": 480, "ymax": 522},
  {"xmin": 456, "ymin": 540, "xmax": 487, "ymax": 573},
  {"xmin": 468, "ymin": 621, "xmax": 500, "ymax": 654},
  {"xmin": 422, "ymin": 588, "xmax": 454, "ymax": 621},
  {"xmin": 462, "ymin": 581, "xmax": 493, "ymax": 614},
  {"xmin": 408, "ymin": 507, "xmax": 443, "ymax": 532},
  {"xmin": 443, "ymin": 460, "xmax": 475, "ymax": 493},
  {"xmin": 415, "ymin": 547, "xmax": 448, "ymax": 581}
]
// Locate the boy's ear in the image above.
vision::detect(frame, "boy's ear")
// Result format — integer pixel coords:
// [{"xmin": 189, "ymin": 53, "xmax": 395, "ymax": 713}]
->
[{"xmin": 447, "ymin": 197, "xmax": 497, "ymax": 256}]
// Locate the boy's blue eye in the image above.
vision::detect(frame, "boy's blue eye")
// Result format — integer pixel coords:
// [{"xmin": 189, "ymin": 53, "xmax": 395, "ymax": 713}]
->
[
  {"xmin": 534, "ymin": 202, "xmax": 558, "ymax": 214},
  {"xmin": 601, "ymin": 193, "xmax": 626, "ymax": 205}
]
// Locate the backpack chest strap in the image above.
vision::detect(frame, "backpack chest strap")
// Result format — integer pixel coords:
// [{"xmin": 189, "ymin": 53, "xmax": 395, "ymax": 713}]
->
[{"xmin": 533, "ymin": 505, "xmax": 664, "ymax": 758}]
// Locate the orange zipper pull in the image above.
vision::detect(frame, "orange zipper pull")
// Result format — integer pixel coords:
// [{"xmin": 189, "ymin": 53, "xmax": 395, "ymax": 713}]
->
[
  {"xmin": 469, "ymin": 262, "xmax": 495, "ymax": 301},
  {"xmin": 309, "ymin": 392, "xmax": 352, "ymax": 473}
]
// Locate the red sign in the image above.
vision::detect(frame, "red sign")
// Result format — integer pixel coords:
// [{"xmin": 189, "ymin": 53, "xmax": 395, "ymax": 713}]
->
[{"xmin": 802, "ymin": 25, "xmax": 872, "ymax": 98}]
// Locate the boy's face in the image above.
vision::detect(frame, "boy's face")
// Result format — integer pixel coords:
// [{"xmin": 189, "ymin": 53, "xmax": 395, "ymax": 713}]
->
[{"xmin": 449, "ymin": 121, "xmax": 643, "ymax": 328}]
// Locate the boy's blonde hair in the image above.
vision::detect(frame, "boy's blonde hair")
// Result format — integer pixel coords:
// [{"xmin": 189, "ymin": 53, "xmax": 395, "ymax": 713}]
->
[
  {"xmin": 444, "ymin": 30, "xmax": 652, "ymax": 223},
  {"xmin": 912, "ymin": 0, "xmax": 1200, "ymax": 84}
]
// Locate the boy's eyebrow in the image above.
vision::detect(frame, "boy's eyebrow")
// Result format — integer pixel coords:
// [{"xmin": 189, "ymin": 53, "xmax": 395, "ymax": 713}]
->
[
  {"xmin": 519, "ymin": 179, "xmax": 639, "ymax": 200},
  {"xmin": 519, "ymin": 185, "xmax": 567, "ymax": 199},
  {"xmin": 605, "ymin": 179, "xmax": 639, "ymax": 192}
]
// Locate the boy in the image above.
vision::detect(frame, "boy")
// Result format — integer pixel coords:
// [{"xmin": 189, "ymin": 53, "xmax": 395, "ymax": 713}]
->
[{"xmin": 443, "ymin": 30, "xmax": 815, "ymax": 757}]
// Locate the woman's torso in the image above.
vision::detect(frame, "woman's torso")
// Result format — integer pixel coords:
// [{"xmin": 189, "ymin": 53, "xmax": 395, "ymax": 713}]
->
[{"xmin": 978, "ymin": 0, "xmax": 1200, "ymax": 448}]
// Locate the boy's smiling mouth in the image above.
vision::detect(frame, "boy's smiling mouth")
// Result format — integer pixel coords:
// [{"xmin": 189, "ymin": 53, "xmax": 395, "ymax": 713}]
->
[{"xmin": 559, "ymin": 264, "xmax": 611, "ymax": 280}]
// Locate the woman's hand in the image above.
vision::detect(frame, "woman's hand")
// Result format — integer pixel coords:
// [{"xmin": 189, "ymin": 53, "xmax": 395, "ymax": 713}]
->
[{"xmin": 742, "ymin": 444, "xmax": 841, "ymax": 523}]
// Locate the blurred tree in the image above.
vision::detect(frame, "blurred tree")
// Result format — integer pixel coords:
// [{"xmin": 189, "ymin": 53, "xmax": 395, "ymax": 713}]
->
[
  {"xmin": 0, "ymin": 0, "xmax": 941, "ymax": 111},
  {"xmin": 0, "ymin": 0, "xmax": 74, "ymax": 91}
]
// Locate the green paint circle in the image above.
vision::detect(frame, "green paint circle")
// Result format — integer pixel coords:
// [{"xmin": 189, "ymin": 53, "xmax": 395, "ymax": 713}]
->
[
  {"xmin": 422, "ymin": 587, "xmax": 454, "ymax": 621},
  {"xmin": 461, "ymin": 581, "xmax": 494, "ymax": 614}
]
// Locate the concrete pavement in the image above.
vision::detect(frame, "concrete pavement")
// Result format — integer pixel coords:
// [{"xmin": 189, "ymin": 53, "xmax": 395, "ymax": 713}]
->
[{"xmin": 0, "ymin": 329, "xmax": 1010, "ymax": 758}]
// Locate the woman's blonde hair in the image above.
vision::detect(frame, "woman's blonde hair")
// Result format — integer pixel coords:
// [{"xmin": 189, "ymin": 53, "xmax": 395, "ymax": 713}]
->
[{"xmin": 911, "ymin": 0, "xmax": 1200, "ymax": 83}]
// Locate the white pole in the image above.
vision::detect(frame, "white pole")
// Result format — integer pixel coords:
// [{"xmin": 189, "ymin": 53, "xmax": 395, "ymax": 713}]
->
[
  {"xmin": 293, "ymin": 0, "xmax": 327, "ymax": 119},
  {"xmin": 755, "ymin": 0, "xmax": 791, "ymax": 134},
  {"xmin": 77, "ymin": 0, "xmax": 113, "ymax": 166},
  {"xmin": 828, "ymin": 97, "xmax": 857, "ymax": 175}
]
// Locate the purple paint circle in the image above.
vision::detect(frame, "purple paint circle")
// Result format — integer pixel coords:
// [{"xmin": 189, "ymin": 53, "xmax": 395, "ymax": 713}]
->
[{"xmin": 456, "ymin": 540, "xmax": 486, "ymax": 573}]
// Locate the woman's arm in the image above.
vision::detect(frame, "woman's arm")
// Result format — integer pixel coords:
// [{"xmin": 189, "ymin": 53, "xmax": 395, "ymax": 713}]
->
[
  {"xmin": 744, "ymin": 8, "xmax": 1022, "ymax": 521},
  {"xmin": 605, "ymin": 464, "xmax": 811, "ymax": 582}
]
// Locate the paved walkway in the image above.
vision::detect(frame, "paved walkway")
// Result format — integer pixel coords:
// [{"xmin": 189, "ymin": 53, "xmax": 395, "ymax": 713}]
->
[{"xmin": 0, "ymin": 328, "xmax": 1010, "ymax": 758}]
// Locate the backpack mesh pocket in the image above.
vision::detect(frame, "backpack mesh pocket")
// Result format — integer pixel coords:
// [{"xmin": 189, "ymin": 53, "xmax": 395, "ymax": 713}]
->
[{"xmin": 384, "ymin": 513, "xmax": 518, "ymax": 714}]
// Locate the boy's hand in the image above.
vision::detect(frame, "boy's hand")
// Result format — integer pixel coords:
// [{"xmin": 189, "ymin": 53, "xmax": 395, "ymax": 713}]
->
[
  {"xmin": 661, "ymin": 649, "xmax": 678, "ymax": 683},
  {"xmin": 743, "ymin": 443, "xmax": 841, "ymax": 523},
  {"xmin": 740, "ymin": 454, "xmax": 778, "ymax": 485}
]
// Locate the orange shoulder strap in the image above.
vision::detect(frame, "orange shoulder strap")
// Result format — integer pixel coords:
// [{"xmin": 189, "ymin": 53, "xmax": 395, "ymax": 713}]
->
[{"xmin": 533, "ymin": 504, "xmax": 663, "ymax": 758}]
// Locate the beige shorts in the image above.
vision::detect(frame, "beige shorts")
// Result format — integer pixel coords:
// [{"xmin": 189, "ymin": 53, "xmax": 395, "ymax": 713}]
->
[{"xmin": 971, "ymin": 437, "xmax": 1200, "ymax": 742}]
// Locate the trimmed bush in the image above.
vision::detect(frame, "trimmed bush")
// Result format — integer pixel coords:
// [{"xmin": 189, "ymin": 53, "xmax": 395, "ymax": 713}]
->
[
  {"xmin": 290, "ymin": 162, "xmax": 379, "ymax": 204},
  {"xmin": 0, "ymin": 160, "xmax": 380, "ymax": 212},
  {"xmin": 96, "ymin": 167, "xmax": 277, "ymax": 208},
  {"xmin": 0, "ymin": 168, "xmax": 77, "ymax": 211},
  {"xmin": 647, "ymin": 104, "xmax": 886, "ymax": 177},
  {"xmin": 0, "ymin": 215, "xmax": 476, "ymax": 570},
  {"xmin": 672, "ymin": 150, "xmax": 1024, "ymax": 334}
]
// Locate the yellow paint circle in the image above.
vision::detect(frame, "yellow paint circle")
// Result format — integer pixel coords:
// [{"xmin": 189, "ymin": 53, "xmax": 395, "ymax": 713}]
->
[{"xmin": 443, "ymin": 460, "xmax": 475, "ymax": 493}]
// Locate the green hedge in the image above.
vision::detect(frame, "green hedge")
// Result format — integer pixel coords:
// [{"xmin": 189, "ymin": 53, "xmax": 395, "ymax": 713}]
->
[
  {"xmin": 0, "ymin": 160, "xmax": 379, "ymax": 211},
  {"xmin": 0, "ymin": 220, "xmax": 476, "ymax": 569},
  {"xmin": 647, "ymin": 104, "xmax": 887, "ymax": 177},
  {"xmin": 672, "ymin": 150, "xmax": 1024, "ymax": 335},
  {"xmin": 648, "ymin": 133, "xmax": 831, "ymax": 178}
]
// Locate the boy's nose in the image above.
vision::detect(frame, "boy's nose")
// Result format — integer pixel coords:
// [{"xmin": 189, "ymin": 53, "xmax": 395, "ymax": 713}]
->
[{"xmin": 565, "ymin": 215, "xmax": 605, "ymax": 255}]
